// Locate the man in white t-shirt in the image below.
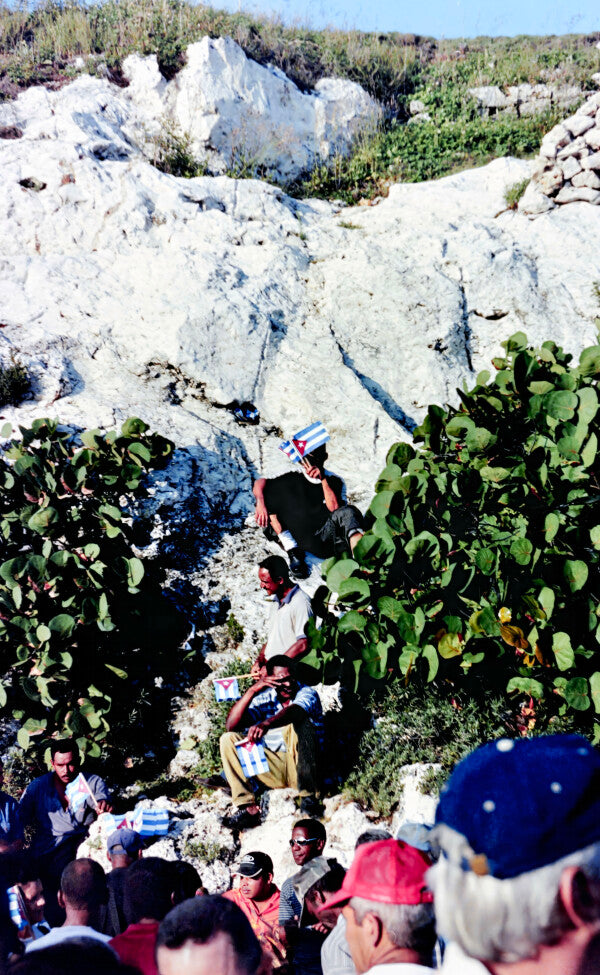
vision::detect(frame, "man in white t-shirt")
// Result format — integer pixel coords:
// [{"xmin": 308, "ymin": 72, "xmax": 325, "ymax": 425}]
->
[
  {"xmin": 26, "ymin": 858, "xmax": 112, "ymax": 953},
  {"xmin": 319, "ymin": 840, "xmax": 435, "ymax": 975},
  {"xmin": 251, "ymin": 555, "xmax": 313, "ymax": 677}
]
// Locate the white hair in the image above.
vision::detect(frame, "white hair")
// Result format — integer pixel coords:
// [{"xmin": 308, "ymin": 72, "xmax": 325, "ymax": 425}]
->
[
  {"xmin": 348, "ymin": 897, "xmax": 436, "ymax": 955},
  {"xmin": 428, "ymin": 824, "xmax": 600, "ymax": 963}
]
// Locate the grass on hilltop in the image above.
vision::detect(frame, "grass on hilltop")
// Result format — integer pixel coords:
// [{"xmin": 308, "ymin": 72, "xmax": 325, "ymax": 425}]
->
[{"xmin": 1, "ymin": 0, "xmax": 599, "ymax": 200}]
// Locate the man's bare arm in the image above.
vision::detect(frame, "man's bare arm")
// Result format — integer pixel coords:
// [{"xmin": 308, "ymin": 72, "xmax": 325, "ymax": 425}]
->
[
  {"xmin": 284, "ymin": 637, "xmax": 308, "ymax": 661},
  {"xmin": 253, "ymin": 477, "xmax": 270, "ymax": 526},
  {"xmin": 225, "ymin": 679, "xmax": 270, "ymax": 732}
]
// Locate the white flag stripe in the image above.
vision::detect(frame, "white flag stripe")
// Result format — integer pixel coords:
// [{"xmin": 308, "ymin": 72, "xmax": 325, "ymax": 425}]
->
[{"xmin": 235, "ymin": 741, "xmax": 270, "ymax": 777}]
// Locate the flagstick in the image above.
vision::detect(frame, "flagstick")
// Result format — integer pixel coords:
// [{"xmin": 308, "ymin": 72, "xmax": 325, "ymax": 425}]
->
[{"xmin": 210, "ymin": 673, "xmax": 253, "ymax": 682}]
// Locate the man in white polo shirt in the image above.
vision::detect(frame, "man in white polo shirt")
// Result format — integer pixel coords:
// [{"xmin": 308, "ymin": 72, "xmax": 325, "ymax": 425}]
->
[{"xmin": 251, "ymin": 555, "xmax": 313, "ymax": 678}]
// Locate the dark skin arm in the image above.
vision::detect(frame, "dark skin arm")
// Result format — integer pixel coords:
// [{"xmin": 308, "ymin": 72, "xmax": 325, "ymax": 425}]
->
[
  {"xmin": 246, "ymin": 703, "xmax": 306, "ymax": 743},
  {"xmin": 225, "ymin": 678, "xmax": 273, "ymax": 732}
]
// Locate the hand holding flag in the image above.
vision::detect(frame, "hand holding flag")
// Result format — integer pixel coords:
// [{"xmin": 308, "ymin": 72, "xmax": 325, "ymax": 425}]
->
[{"xmin": 66, "ymin": 772, "xmax": 98, "ymax": 813}]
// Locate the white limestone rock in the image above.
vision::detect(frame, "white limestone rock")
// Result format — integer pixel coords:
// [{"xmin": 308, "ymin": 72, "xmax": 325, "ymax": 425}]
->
[
  {"xmin": 539, "ymin": 124, "xmax": 570, "ymax": 158},
  {"xmin": 518, "ymin": 181, "xmax": 556, "ymax": 214},
  {"xmin": 561, "ymin": 156, "xmax": 582, "ymax": 180},
  {"xmin": 469, "ymin": 86, "xmax": 508, "ymax": 111},
  {"xmin": 572, "ymin": 170, "xmax": 600, "ymax": 189},
  {"xmin": 555, "ymin": 185, "xmax": 600, "ymax": 204},
  {"xmin": 565, "ymin": 113, "xmax": 596, "ymax": 137},
  {"xmin": 582, "ymin": 150, "xmax": 600, "ymax": 170},
  {"xmin": 585, "ymin": 128, "xmax": 600, "ymax": 151},
  {"xmin": 121, "ymin": 38, "xmax": 381, "ymax": 182},
  {"xmin": 537, "ymin": 166, "xmax": 563, "ymax": 196}
]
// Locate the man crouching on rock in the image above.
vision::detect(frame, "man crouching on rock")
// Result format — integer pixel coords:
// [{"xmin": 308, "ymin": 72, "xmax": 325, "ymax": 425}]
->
[{"xmin": 221, "ymin": 656, "xmax": 323, "ymax": 831}]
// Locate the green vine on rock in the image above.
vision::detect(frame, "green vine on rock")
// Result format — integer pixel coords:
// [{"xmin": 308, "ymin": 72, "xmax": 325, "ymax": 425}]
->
[
  {"xmin": 306, "ymin": 331, "xmax": 600, "ymax": 742},
  {"xmin": 0, "ymin": 417, "xmax": 179, "ymax": 760}
]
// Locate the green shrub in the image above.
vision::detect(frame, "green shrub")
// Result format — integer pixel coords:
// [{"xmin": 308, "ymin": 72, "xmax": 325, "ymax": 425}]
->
[
  {"xmin": 148, "ymin": 120, "xmax": 206, "ymax": 178},
  {"xmin": 0, "ymin": 357, "xmax": 30, "ymax": 407},
  {"xmin": 0, "ymin": 416, "xmax": 183, "ymax": 760},
  {"xmin": 305, "ymin": 332, "xmax": 600, "ymax": 742},
  {"xmin": 504, "ymin": 177, "xmax": 530, "ymax": 209},
  {"xmin": 344, "ymin": 682, "xmax": 512, "ymax": 816}
]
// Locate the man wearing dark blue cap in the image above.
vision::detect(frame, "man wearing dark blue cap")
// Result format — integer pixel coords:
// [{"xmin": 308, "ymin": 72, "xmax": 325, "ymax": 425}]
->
[{"xmin": 428, "ymin": 735, "xmax": 600, "ymax": 975}]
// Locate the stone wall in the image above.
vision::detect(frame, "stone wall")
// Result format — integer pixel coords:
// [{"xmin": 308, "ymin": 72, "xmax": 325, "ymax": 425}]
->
[{"xmin": 519, "ymin": 88, "xmax": 600, "ymax": 214}]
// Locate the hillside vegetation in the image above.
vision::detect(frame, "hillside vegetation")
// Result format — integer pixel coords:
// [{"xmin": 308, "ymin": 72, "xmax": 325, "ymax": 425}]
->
[{"xmin": 1, "ymin": 0, "xmax": 600, "ymax": 199}]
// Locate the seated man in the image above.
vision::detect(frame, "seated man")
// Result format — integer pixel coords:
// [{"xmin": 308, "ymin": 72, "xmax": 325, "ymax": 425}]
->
[
  {"xmin": 19, "ymin": 738, "xmax": 112, "ymax": 925},
  {"xmin": 224, "ymin": 852, "xmax": 285, "ymax": 968},
  {"xmin": 156, "ymin": 895, "xmax": 264, "ymax": 975},
  {"xmin": 254, "ymin": 445, "xmax": 364, "ymax": 579},
  {"xmin": 26, "ymin": 858, "xmax": 111, "ymax": 952},
  {"xmin": 220, "ymin": 657, "xmax": 323, "ymax": 830},
  {"xmin": 253, "ymin": 555, "xmax": 313, "ymax": 675}
]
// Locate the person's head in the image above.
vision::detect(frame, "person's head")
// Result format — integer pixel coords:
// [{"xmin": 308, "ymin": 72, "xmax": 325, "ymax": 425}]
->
[
  {"xmin": 265, "ymin": 655, "xmax": 297, "ymax": 703},
  {"xmin": 156, "ymin": 894, "xmax": 264, "ymax": 975},
  {"xmin": 321, "ymin": 839, "xmax": 435, "ymax": 975},
  {"xmin": 355, "ymin": 829, "xmax": 392, "ymax": 849},
  {"xmin": 107, "ymin": 829, "xmax": 144, "ymax": 869},
  {"xmin": 50, "ymin": 738, "xmax": 79, "ymax": 784},
  {"xmin": 124, "ymin": 858, "xmax": 174, "ymax": 925},
  {"xmin": 170, "ymin": 861, "xmax": 205, "ymax": 905},
  {"xmin": 304, "ymin": 445, "xmax": 327, "ymax": 469},
  {"xmin": 233, "ymin": 852, "xmax": 274, "ymax": 902},
  {"xmin": 16, "ymin": 856, "xmax": 46, "ymax": 924},
  {"xmin": 304, "ymin": 864, "xmax": 346, "ymax": 929},
  {"xmin": 290, "ymin": 819, "xmax": 326, "ymax": 867},
  {"xmin": 10, "ymin": 937, "xmax": 140, "ymax": 974},
  {"xmin": 429, "ymin": 735, "xmax": 600, "ymax": 970},
  {"xmin": 58, "ymin": 859, "xmax": 108, "ymax": 921},
  {"xmin": 258, "ymin": 556, "xmax": 290, "ymax": 597}
]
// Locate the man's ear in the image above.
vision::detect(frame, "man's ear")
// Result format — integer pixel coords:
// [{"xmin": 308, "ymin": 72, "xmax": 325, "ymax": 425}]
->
[
  {"xmin": 57, "ymin": 890, "xmax": 65, "ymax": 910},
  {"xmin": 316, "ymin": 839, "xmax": 325, "ymax": 854},
  {"xmin": 363, "ymin": 912, "xmax": 384, "ymax": 948},
  {"xmin": 559, "ymin": 866, "xmax": 598, "ymax": 928}
]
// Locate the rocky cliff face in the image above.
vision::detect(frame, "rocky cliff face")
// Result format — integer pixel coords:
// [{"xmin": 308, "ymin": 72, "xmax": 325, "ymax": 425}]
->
[{"xmin": 1, "ymin": 46, "xmax": 600, "ymax": 630}]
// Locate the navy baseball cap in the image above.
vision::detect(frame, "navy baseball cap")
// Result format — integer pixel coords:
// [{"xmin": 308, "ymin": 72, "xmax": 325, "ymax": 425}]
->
[
  {"xmin": 107, "ymin": 828, "xmax": 144, "ymax": 857},
  {"xmin": 435, "ymin": 735, "xmax": 600, "ymax": 879}
]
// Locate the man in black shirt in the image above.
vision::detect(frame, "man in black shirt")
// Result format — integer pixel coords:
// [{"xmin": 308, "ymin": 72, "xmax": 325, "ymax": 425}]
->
[{"xmin": 253, "ymin": 446, "xmax": 364, "ymax": 578}]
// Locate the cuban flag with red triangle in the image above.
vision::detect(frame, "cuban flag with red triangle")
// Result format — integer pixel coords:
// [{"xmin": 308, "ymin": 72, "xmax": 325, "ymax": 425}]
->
[
  {"xmin": 235, "ymin": 740, "xmax": 270, "ymax": 777},
  {"xmin": 65, "ymin": 773, "xmax": 94, "ymax": 812},
  {"xmin": 214, "ymin": 677, "xmax": 241, "ymax": 702},
  {"xmin": 279, "ymin": 422, "xmax": 329, "ymax": 464}
]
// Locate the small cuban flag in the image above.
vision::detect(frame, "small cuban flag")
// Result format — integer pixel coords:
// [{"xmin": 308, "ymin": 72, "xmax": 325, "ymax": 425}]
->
[
  {"xmin": 99, "ymin": 812, "xmax": 128, "ymax": 833},
  {"xmin": 235, "ymin": 740, "xmax": 270, "ymax": 778},
  {"xmin": 65, "ymin": 772, "xmax": 94, "ymax": 812},
  {"xmin": 214, "ymin": 677, "xmax": 241, "ymax": 702},
  {"xmin": 280, "ymin": 422, "xmax": 329, "ymax": 464},
  {"xmin": 127, "ymin": 806, "xmax": 170, "ymax": 837}
]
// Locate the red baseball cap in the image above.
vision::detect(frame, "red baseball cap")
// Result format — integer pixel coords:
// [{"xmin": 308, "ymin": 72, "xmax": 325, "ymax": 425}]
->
[{"xmin": 321, "ymin": 839, "xmax": 434, "ymax": 910}]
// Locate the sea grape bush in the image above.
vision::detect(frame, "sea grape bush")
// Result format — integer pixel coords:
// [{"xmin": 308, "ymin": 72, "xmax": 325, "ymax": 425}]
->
[
  {"xmin": 306, "ymin": 332, "xmax": 600, "ymax": 741},
  {"xmin": 0, "ymin": 417, "xmax": 175, "ymax": 758}
]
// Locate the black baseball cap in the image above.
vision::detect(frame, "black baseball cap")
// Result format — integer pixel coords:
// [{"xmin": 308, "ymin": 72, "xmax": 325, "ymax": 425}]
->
[{"xmin": 234, "ymin": 852, "xmax": 273, "ymax": 877}]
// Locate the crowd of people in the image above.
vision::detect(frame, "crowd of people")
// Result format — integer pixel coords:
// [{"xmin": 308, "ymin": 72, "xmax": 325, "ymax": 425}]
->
[
  {"xmin": 0, "ymin": 735, "xmax": 599, "ymax": 975},
  {"xmin": 1, "ymin": 438, "xmax": 600, "ymax": 971}
]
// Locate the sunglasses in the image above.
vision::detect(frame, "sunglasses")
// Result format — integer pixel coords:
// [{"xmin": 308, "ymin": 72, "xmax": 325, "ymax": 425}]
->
[{"xmin": 289, "ymin": 837, "xmax": 318, "ymax": 847}]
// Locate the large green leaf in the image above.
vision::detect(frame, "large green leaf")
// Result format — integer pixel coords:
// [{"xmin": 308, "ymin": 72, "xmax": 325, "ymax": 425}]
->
[
  {"xmin": 552, "ymin": 632, "xmax": 574, "ymax": 671},
  {"xmin": 338, "ymin": 611, "xmax": 367, "ymax": 634},
  {"xmin": 542, "ymin": 391, "xmax": 578, "ymax": 422},
  {"xmin": 564, "ymin": 559, "xmax": 588, "ymax": 593},
  {"xmin": 564, "ymin": 677, "xmax": 590, "ymax": 711},
  {"xmin": 49, "ymin": 614, "xmax": 76, "ymax": 638},
  {"xmin": 326, "ymin": 559, "xmax": 358, "ymax": 593},
  {"xmin": 506, "ymin": 677, "xmax": 545, "ymax": 698}
]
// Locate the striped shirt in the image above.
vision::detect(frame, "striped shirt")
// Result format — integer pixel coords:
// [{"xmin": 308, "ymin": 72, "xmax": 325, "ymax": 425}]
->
[{"xmin": 249, "ymin": 685, "xmax": 324, "ymax": 751}]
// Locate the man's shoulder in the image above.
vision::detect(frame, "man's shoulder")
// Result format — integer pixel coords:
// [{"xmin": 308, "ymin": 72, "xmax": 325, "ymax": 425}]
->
[
  {"xmin": 0, "ymin": 789, "xmax": 18, "ymax": 808},
  {"xmin": 293, "ymin": 684, "xmax": 322, "ymax": 709},
  {"xmin": 22, "ymin": 772, "xmax": 52, "ymax": 797}
]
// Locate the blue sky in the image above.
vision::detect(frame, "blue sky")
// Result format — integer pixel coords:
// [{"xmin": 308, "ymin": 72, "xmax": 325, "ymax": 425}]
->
[{"xmin": 207, "ymin": 0, "xmax": 600, "ymax": 37}]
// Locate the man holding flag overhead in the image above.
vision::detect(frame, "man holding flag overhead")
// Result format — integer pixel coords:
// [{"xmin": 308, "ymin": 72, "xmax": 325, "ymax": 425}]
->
[
  {"xmin": 253, "ymin": 423, "xmax": 364, "ymax": 579},
  {"xmin": 220, "ymin": 656, "xmax": 323, "ymax": 831}
]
